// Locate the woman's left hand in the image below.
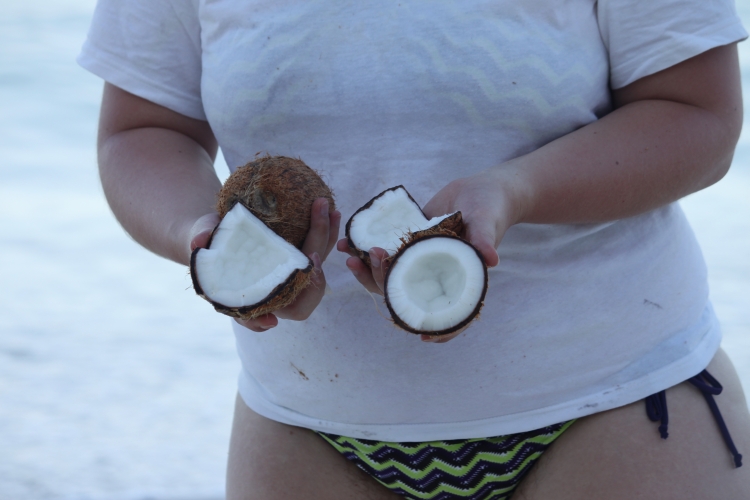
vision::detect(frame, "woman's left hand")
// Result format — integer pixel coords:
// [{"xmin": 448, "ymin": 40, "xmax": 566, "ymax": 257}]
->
[{"xmin": 337, "ymin": 168, "xmax": 523, "ymax": 343}]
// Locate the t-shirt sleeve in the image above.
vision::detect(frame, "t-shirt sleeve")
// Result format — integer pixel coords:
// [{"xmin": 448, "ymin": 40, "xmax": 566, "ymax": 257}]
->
[
  {"xmin": 77, "ymin": 0, "xmax": 206, "ymax": 121},
  {"xmin": 598, "ymin": 0, "xmax": 748, "ymax": 89}
]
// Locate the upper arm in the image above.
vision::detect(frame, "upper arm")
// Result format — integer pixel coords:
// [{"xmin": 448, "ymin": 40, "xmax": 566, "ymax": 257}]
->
[
  {"xmin": 612, "ymin": 43, "xmax": 743, "ymax": 141},
  {"xmin": 97, "ymin": 82, "xmax": 218, "ymax": 160}
]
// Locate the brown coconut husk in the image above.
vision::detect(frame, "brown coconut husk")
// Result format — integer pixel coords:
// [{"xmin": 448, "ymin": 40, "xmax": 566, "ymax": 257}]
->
[
  {"xmin": 190, "ymin": 155, "xmax": 333, "ymax": 320},
  {"xmin": 402, "ymin": 211, "xmax": 464, "ymax": 241},
  {"xmin": 217, "ymin": 155, "xmax": 336, "ymax": 249}
]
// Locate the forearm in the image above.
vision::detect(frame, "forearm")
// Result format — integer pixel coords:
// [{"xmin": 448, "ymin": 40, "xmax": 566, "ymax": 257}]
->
[
  {"xmin": 97, "ymin": 83, "xmax": 340, "ymax": 331},
  {"xmin": 499, "ymin": 43, "xmax": 742, "ymax": 227},
  {"xmin": 504, "ymin": 98, "xmax": 740, "ymax": 226},
  {"xmin": 98, "ymin": 127, "xmax": 221, "ymax": 266}
]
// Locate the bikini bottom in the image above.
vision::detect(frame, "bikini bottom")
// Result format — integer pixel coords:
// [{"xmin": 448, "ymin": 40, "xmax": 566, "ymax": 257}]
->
[{"xmin": 316, "ymin": 370, "xmax": 742, "ymax": 500}]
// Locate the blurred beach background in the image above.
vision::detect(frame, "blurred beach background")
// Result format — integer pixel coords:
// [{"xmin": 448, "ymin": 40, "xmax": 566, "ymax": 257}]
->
[{"xmin": 1, "ymin": 1, "xmax": 749, "ymax": 498}]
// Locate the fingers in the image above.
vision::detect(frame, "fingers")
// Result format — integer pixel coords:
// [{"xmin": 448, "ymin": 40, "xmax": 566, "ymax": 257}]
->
[
  {"xmin": 336, "ymin": 237, "xmax": 359, "ymax": 257},
  {"xmin": 367, "ymin": 247, "xmax": 390, "ymax": 292},
  {"xmin": 463, "ymin": 212, "xmax": 500, "ymax": 268},
  {"xmin": 300, "ymin": 198, "xmax": 330, "ymax": 256},
  {"xmin": 422, "ymin": 178, "xmax": 463, "ymax": 220},
  {"xmin": 345, "ymin": 254, "xmax": 384, "ymax": 295},
  {"xmin": 337, "ymin": 234, "xmax": 390, "ymax": 294},
  {"xmin": 188, "ymin": 212, "xmax": 221, "ymax": 252},
  {"xmin": 236, "ymin": 313, "xmax": 279, "ymax": 332},
  {"xmin": 237, "ymin": 198, "xmax": 336, "ymax": 332},
  {"xmin": 345, "ymin": 247, "xmax": 389, "ymax": 295},
  {"xmin": 324, "ymin": 210, "xmax": 342, "ymax": 259},
  {"xmin": 237, "ymin": 253, "xmax": 327, "ymax": 331},
  {"xmin": 301, "ymin": 198, "xmax": 341, "ymax": 261},
  {"xmin": 421, "ymin": 331, "xmax": 462, "ymax": 343},
  {"xmin": 266, "ymin": 200, "xmax": 337, "ymax": 327},
  {"xmin": 275, "ymin": 252, "xmax": 326, "ymax": 321},
  {"xmin": 466, "ymin": 232, "xmax": 499, "ymax": 268}
]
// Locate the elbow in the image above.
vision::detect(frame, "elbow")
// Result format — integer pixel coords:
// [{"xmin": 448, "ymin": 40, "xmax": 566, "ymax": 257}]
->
[
  {"xmin": 703, "ymin": 103, "xmax": 743, "ymax": 188},
  {"xmin": 705, "ymin": 153, "xmax": 733, "ymax": 188}
]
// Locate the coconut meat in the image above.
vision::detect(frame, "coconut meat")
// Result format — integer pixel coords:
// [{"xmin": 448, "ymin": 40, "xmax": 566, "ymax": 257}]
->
[
  {"xmin": 386, "ymin": 237, "xmax": 485, "ymax": 332},
  {"xmin": 194, "ymin": 203, "xmax": 310, "ymax": 307},
  {"xmin": 349, "ymin": 187, "xmax": 453, "ymax": 255}
]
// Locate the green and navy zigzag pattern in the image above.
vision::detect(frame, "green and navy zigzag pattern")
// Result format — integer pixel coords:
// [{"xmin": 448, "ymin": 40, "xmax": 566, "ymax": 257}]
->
[{"xmin": 318, "ymin": 420, "xmax": 574, "ymax": 500}]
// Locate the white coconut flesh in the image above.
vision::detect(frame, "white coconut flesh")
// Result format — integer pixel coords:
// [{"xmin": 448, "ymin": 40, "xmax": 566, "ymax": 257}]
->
[
  {"xmin": 194, "ymin": 203, "xmax": 310, "ymax": 307},
  {"xmin": 349, "ymin": 187, "xmax": 453, "ymax": 255},
  {"xmin": 386, "ymin": 237, "xmax": 485, "ymax": 332}
]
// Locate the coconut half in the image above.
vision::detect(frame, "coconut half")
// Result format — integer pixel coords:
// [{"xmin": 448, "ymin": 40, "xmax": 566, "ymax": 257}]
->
[
  {"xmin": 384, "ymin": 233, "xmax": 488, "ymax": 335},
  {"xmin": 345, "ymin": 185, "xmax": 463, "ymax": 263},
  {"xmin": 190, "ymin": 203, "xmax": 313, "ymax": 320},
  {"xmin": 191, "ymin": 155, "xmax": 335, "ymax": 320},
  {"xmin": 346, "ymin": 185, "xmax": 488, "ymax": 335}
]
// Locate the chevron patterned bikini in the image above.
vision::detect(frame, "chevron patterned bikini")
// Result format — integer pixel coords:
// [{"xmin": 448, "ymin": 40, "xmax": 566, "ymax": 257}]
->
[
  {"xmin": 317, "ymin": 420, "xmax": 575, "ymax": 500},
  {"xmin": 317, "ymin": 370, "xmax": 743, "ymax": 500}
]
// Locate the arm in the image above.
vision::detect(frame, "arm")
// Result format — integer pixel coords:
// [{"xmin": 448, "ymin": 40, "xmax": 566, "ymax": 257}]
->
[
  {"xmin": 494, "ymin": 43, "xmax": 742, "ymax": 225},
  {"xmin": 340, "ymin": 43, "xmax": 742, "ymax": 340},
  {"xmin": 97, "ymin": 83, "xmax": 221, "ymax": 266},
  {"xmin": 98, "ymin": 83, "xmax": 340, "ymax": 331}
]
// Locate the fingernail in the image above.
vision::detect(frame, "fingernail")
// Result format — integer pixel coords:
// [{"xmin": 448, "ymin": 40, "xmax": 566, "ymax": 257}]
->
[
  {"xmin": 311, "ymin": 252, "xmax": 322, "ymax": 268},
  {"xmin": 369, "ymin": 249, "xmax": 380, "ymax": 268},
  {"xmin": 346, "ymin": 256, "xmax": 358, "ymax": 267},
  {"xmin": 320, "ymin": 200, "xmax": 329, "ymax": 217},
  {"xmin": 260, "ymin": 324, "xmax": 274, "ymax": 330}
]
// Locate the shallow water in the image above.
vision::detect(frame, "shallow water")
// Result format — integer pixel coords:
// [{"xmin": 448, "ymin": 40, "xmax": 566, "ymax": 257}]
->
[{"xmin": 1, "ymin": 1, "xmax": 749, "ymax": 499}]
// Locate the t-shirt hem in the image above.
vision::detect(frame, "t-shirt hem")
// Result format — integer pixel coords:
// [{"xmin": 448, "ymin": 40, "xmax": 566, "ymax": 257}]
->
[{"xmin": 237, "ymin": 315, "xmax": 721, "ymax": 442}]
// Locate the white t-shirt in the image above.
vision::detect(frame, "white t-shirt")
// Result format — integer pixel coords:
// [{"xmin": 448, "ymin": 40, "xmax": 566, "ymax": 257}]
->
[{"xmin": 79, "ymin": 0, "xmax": 746, "ymax": 441}]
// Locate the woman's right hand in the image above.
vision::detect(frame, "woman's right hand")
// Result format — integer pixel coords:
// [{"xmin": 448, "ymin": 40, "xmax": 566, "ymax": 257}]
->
[{"xmin": 189, "ymin": 198, "xmax": 341, "ymax": 332}]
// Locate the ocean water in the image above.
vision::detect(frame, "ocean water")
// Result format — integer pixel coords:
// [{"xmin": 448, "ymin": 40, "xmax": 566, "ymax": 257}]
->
[{"xmin": 1, "ymin": 1, "xmax": 749, "ymax": 499}]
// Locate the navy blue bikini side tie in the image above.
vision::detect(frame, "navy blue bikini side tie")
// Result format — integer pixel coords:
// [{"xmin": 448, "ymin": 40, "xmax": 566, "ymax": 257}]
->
[
  {"xmin": 645, "ymin": 369, "xmax": 743, "ymax": 468},
  {"xmin": 645, "ymin": 390, "xmax": 669, "ymax": 439},
  {"xmin": 688, "ymin": 370, "xmax": 743, "ymax": 468}
]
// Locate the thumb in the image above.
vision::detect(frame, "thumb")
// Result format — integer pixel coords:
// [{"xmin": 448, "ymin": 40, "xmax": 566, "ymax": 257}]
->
[
  {"xmin": 189, "ymin": 213, "xmax": 221, "ymax": 252},
  {"xmin": 463, "ymin": 218, "xmax": 499, "ymax": 268}
]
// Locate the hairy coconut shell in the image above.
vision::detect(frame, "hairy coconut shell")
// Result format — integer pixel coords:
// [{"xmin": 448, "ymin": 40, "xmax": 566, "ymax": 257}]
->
[
  {"xmin": 217, "ymin": 156, "xmax": 336, "ymax": 248},
  {"xmin": 404, "ymin": 211, "xmax": 464, "ymax": 240},
  {"xmin": 385, "ymin": 213, "xmax": 465, "ymax": 264}
]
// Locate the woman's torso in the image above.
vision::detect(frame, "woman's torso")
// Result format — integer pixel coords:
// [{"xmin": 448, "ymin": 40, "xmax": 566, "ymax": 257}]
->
[{"xmin": 197, "ymin": 0, "xmax": 718, "ymax": 440}]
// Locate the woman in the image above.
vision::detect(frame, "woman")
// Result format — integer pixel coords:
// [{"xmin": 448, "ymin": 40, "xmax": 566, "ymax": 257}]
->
[{"xmin": 80, "ymin": 0, "xmax": 750, "ymax": 498}]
